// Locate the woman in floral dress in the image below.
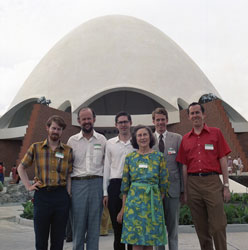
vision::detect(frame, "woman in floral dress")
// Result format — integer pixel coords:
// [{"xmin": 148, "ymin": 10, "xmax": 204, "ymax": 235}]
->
[{"xmin": 117, "ymin": 125, "xmax": 169, "ymax": 250}]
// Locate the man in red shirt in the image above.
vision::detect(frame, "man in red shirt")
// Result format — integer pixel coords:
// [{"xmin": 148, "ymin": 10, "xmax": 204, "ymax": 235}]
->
[{"xmin": 176, "ymin": 102, "xmax": 231, "ymax": 250}]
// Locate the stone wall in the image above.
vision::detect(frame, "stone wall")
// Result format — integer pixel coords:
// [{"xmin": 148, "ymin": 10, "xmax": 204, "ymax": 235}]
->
[{"xmin": 0, "ymin": 178, "xmax": 33, "ymax": 204}]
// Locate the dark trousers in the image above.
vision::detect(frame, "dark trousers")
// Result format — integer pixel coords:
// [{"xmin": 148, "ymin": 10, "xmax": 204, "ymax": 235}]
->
[
  {"xmin": 108, "ymin": 179, "xmax": 132, "ymax": 250},
  {"xmin": 66, "ymin": 207, "xmax": 72, "ymax": 240},
  {"xmin": 33, "ymin": 186, "xmax": 70, "ymax": 250}
]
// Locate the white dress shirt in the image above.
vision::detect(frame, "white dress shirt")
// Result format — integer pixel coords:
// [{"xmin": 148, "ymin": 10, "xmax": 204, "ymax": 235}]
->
[
  {"xmin": 67, "ymin": 130, "xmax": 107, "ymax": 177},
  {"xmin": 103, "ymin": 136, "xmax": 134, "ymax": 196},
  {"xmin": 155, "ymin": 130, "xmax": 168, "ymax": 144}
]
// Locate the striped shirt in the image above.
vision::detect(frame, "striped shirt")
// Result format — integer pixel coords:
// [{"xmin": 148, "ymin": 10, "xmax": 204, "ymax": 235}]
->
[{"xmin": 21, "ymin": 139, "xmax": 73, "ymax": 188}]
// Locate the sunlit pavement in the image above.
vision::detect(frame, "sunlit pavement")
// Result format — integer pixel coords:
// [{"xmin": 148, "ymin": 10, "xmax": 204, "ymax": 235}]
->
[{"xmin": 0, "ymin": 204, "xmax": 247, "ymax": 250}]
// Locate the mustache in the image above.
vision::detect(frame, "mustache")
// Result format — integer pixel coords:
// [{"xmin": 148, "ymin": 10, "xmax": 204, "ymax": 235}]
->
[
  {"xmin": 83, "ymin": 123, "xmax": 92, "ymax": 127},
  {"xmin": 51, "ymin": 133, "xmax": 59, "ymax": 136}
]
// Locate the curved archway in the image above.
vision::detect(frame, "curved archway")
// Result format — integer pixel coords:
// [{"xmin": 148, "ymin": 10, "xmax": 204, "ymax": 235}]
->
[
  {"xmin": 0, "ymin": 98, "xmax": 38, "ymax": 129},
  {"xmin": 58, "ymin": 101, "xmax": 72, "ymax": 113},
  {"xmin": 76, "ymin": 87, "xmax": 177, "ymax": 116},
  {"xmin": 177, "ymin": 98, "xmax": 189, "ymax": 110}
]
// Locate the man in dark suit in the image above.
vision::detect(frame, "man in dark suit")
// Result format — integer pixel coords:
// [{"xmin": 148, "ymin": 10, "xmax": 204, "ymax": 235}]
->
[{"xmin": 152, "ymin": 107, "xmax": 183, "ymax": 250}]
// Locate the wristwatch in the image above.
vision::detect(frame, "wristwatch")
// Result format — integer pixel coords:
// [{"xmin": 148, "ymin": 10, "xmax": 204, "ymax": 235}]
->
[{"xmin": 223, "ymin": 183, "xmax": 229, "ymax": 188}]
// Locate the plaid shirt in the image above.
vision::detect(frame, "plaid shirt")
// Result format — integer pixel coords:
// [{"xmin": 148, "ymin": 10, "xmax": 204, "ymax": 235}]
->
[{"xmin": 21, "ymin": 139, "xmax": 73, "ymax": 188}]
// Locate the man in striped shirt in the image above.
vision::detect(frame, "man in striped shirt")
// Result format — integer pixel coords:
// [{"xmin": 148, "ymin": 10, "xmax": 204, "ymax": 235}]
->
[{"xmin": 18, "ymin": 115, "xmax": 73, "ymax": 250}]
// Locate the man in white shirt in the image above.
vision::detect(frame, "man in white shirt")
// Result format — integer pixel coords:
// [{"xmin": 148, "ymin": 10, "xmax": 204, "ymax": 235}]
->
[
  {"xmin": 103, "ymin": 111, "xmax": 134, "ymax": 250},
  {"xmin": 68, "ymin": 107, "xmax": 107, "ymax": 250}
]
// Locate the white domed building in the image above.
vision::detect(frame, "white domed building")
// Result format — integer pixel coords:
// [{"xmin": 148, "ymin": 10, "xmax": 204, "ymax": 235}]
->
[{"xmin": 0, "ymin": 15, "xmax": 247, "ymax": 172}]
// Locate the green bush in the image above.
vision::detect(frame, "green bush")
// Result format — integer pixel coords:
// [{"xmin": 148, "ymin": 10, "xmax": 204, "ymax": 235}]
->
[
  {"xmin": 179, "ymin": 205, "xmax": 193, "ymax": 225},
  {"xmin": 21, "ymin": 193, "xmax": 248, "ymax": 223},
  {"xmin": 21, "ymin": 199, "xmax": 34, "ymax": 220},
  {"xmin": 179, "ymin": 193, "xmax": 248, "ymax": 225}
]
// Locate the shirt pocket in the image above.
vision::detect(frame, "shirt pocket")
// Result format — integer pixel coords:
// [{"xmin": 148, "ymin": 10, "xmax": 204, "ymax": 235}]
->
[{"xmin": 93, "ymin": 148, "xmax": 103, "ymax": 165}]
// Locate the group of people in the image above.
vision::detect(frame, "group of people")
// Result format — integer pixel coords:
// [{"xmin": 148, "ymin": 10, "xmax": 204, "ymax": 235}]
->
[
  {"xmin": 17, "ymin": 102, "xmax": 231, "ymax": 250},
  {"xmin": 231, "ymin": 156, "xmax": 244, "ymax": 174}
]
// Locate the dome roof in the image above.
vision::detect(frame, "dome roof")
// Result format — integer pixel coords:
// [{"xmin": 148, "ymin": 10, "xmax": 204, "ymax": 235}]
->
[
  {"xmin": 9, "ymin": 15, "xmax": 219, "ymax": 112},
  {"xmin": 7, "ymin": 15, "xmax": 246, "ymax": 137}
]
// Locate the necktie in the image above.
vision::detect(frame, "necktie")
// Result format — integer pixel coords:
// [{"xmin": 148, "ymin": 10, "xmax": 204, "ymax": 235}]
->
[{"xmin": 159, "ymin": 134, "xmax": 164, "ymax": 153}]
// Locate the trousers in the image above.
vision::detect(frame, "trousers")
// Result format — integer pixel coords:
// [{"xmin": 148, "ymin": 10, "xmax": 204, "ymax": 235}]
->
[
  {"xmin": 33, "ymin": 186, "xmax": 70, "ymax": 250},
  {"xmin": 72, "ymin": 178, "xmax": 103, "ymax": 250},
  {"xmin": 108, "ymin": 179, "xmax": 132, "ymax": 250},
  {"xmin": 187, "ymin": 175, "xmax": 227, "ymax": 250}
]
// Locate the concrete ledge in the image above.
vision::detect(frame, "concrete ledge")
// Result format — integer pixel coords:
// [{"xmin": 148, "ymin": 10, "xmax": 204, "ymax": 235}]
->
[
  {"xmin": 15, "ymin": 215, "xmax": 33, "ymax": 227},
  {"xmin": 15, "ymin": 214, "xmax": 248, "ymax": 233},
  {"xmin": 178, "ymin": 224, "xmax": 248, "ymax": 233}
]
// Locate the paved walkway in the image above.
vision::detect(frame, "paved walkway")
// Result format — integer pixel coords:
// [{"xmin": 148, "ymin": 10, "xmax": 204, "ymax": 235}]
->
[{"xmin": 0, "ymin": 204, "xmax": 247, "ymax": 250}]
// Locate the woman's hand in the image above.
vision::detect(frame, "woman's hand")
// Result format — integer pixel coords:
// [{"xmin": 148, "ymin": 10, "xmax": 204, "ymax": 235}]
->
[{"xmin": 117, "ymin": 209, "xmax": 124, "ymax": 224}]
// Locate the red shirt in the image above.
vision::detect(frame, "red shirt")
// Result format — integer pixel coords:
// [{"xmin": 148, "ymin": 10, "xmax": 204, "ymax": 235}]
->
[
  {"xmin": 0, "ymin": 165, "xmax": 3, "ymax": 174},
  {"xmin": 176, "ymin": 124, "xmax": 231, "ymax": 173}
]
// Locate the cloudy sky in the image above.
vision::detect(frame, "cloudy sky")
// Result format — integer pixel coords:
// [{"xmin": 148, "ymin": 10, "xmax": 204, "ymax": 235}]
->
[{"xmin": 1, "ymin": 0, "xmax": 248, "ymax": 119}]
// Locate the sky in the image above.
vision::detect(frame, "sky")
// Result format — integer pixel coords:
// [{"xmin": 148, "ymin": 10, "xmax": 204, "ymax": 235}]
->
[{"xmin": 1, "ymin": 0, "xmax": 248, "ymax": 119}]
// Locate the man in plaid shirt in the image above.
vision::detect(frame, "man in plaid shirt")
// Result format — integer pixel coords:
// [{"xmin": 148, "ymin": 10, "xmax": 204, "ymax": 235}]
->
[{"xmin": 18, "ymin": 115, "xmax": 73, "ymax": 250}]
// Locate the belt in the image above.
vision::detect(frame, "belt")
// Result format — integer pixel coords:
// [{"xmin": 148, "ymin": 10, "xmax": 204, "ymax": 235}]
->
[
  {"xmin": 39, "ymin": 186, "xmax": 65, "ymax": 191},
  {"xmin": 188, "ymin": 172, "xmax": 219, "ymax": 177},
  {"xmin": 132, "ymin": 182, "xmax": 159, "ymax": 222},
  {"xmin": 71, "ymin": 175, "xmax": 103, "ymax": 180},
  {"xmin": 110, "ymin": 178, "xmax": 122, "ymax": 183}
]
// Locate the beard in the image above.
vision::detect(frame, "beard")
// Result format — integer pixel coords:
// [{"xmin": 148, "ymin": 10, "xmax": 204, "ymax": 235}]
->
[
  {"xmin": 49, "ymin": 133, "xmax": 60, "ymax": 142},
  {"xmin": 82, "ymin": 123, "xmax": 93, "ymax": 134}
]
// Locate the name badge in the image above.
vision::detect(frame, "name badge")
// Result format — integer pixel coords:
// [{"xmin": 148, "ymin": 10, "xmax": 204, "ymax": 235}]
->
[
  {"xmin": 168, "ymin": 148, "xmax": 176, "ymax": 155},
  {"xmin": 139, "ymin": 164, "xmax": 148, "ymax": 168},
  {"xmin": 205, "ymin": 144, "xmax": 214, "ymax": 150},
  {"xmin": 94, "ymin": 144, "xmax": 102, "ymax": 150},
  {"xmin": 55, "ymin": 152, "xmax": 64, "ymax": 159}
]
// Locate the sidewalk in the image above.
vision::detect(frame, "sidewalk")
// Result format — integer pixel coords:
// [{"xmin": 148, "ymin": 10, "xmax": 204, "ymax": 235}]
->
[{"xmin": 0, "ymin": 204, "xmax": 247, "ymax": 250}]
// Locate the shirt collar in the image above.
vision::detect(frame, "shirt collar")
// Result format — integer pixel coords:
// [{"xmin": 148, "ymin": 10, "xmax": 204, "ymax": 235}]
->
[
  {"xmin": 76, "ymin": 129, "xmax": 99, "ymax": 140},
  {"xmin": 41, "ymin": 139, "xmax": 65, "ymax": 150},
  {"xmin": 155, "ymin": 130, "xmax": 167, "ymax": 139},
  {"xmin": 189, "ymin": 123, "xmax": 210, "ymax": 137},
  {"xmin": 115, "ymin": 135, "xmax": 131, "ymax": 144}
]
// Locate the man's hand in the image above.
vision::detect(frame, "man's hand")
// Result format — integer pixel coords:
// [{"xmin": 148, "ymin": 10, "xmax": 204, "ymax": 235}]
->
[
  {"xmin": 223, "ymin": 187, "xmax": 231, "ymax": 203},
  {"xmin": 180, "ymin": 192, "xmax": 186, "ymax": 205},
  {"xmin": 181, "ymin": 192, "xmax": 187, "ymax": 205},
  {"xmin": 28, "ymin": 181, "xmax": 42, "ymax": 191},
  {"xmin": 117, "ymin": 209, "xmax": 124, "ymax": 224},
  {"xmin": 103, "ymin": 196, "xmax": 108, "ymax": 207}
]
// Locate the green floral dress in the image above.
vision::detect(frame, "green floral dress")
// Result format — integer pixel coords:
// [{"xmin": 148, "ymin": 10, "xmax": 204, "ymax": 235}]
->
[{"xmin": 121, "ymin": 151, "xmax": 169, "ymax": 246}]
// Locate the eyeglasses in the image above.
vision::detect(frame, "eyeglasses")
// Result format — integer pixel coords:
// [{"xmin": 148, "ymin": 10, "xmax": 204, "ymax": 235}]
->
[{"xmin": 117, "ymin": 120, "xmax": 130, "ymax": 125}]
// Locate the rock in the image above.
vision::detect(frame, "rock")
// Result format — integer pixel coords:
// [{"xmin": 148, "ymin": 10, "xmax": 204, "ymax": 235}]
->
[{"xmin": 0, "ymin": 180, "xmax": 33, "ymax": 205}]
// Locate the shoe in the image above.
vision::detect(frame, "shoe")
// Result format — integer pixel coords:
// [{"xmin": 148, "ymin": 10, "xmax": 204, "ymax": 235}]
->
[
  {"xmin": 66, "ymin": 237, "xmax": 72, "ymax": 242},
  {"xmin": 100, "ymin": 232, "xmax": 108, "ymax": 236}
]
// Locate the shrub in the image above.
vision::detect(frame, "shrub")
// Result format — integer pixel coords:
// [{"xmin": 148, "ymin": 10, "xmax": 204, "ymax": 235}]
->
[
  {"xmin": 21, "ymin": 199, "xmax": 34, "ymax": 220},
  {"xmin": 179, "ymin": 193, "xmax": 248, "ymax": 225}
]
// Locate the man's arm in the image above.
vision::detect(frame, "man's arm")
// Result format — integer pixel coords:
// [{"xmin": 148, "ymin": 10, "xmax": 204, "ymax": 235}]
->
[
  {"xmin": 66, "ymin": 174, "xmax": 71, "ymax": 195},
  {"xmin": 182, "ymin": 164, "xmax": 188, "ymax": 204},
  {"xmin": 17, "ymin": 163, "xmax": 41, "ymax": 191},
  {"xmin": 176, "ymin": 134, "xmax": 184, "ymax": 194},
  {"xmin": 103, "ymin": 142, "xmax": 111, "ymax": 207},
  {"xmin": 220, "ymin": 156, "xmax": 231, "ymax": 203}
]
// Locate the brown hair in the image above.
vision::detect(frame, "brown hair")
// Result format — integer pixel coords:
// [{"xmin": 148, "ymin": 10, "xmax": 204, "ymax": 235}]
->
[
  {"xmin": 152, "ymin": 107, "xmax": 168, "ymax": 120},
  {"xmin": 131, "ymin": 125, "xmax": 155, "ymax": 149},
  {"xmin": 46, "ymin": 115, "xmax": 66, "ymax": 130}
]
